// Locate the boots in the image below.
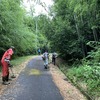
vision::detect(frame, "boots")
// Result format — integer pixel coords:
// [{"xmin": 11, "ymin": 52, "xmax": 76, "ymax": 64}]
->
[
  {"xmin": 44, "ymin": 65, "xmax": 48, "ymax": 69},
  {"xmin": 2, "ymin": 76, "xmax": 10, "ymax": 85},
  {"xmin": 6, "ymin": 74, "xmax": 9, "ymax": 81},
  {"xmin": 6, "ymin": 74, "xmax": 12, "ymax": 81}
]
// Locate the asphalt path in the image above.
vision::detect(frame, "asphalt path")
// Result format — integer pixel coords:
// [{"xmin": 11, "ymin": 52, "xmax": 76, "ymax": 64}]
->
[{"xmin": 0, "ymin": 56, "xmax": 63, "ymax": 100}]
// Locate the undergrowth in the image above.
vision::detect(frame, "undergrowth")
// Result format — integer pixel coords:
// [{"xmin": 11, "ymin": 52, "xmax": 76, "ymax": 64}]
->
[{"xmin": 59, "ymin": 63, "xmax": 100, "ymax": 100}]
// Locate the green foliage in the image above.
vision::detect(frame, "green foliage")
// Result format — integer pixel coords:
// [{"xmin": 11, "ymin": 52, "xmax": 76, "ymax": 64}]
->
[
  {"xmin": 87, "ymin": 41, "xmax": 100, "ymax": 49},
  {"xmin": 23, "ymin": 14, "xmax": 49, "ymax": 53},
  {"xmin": 59, "ymin": 47, "xmax": 100, "ymax": 99},
  {"xmin": 62, "ymin": 64, "xmax": 100, "ymax": 98},
  {"xmin": 48, "ymin": 0, "xmax": 100, "ymax": 59},
  {"xmin": 10, "ymin": 55, "xmax": 34, "ymax": 66},
  {"xmin": 0, "ymin": 0, "xmax": 48, "ymax": 57},
  {"xmin": 86, "ymin": 41, "xmax": 100, "ymax": 62}
]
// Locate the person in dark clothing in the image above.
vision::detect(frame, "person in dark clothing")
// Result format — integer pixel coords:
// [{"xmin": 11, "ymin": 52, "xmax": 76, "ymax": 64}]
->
[
  {"xmin": 52, "ymin": 52, "xmax": 57, "ymax": 65},
  {"xmin": 38, "ymin": 48, "xmax": 41, "ymax": 55}
]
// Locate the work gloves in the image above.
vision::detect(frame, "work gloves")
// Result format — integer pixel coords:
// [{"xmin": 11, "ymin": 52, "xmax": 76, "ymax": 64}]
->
[
  {"xmin": 5, "ymin": 58, "xmax": 13, "ymax": 67},
  {"xmin": 8, "ymin": 63, "xmax": 13, "ymax": 67}
]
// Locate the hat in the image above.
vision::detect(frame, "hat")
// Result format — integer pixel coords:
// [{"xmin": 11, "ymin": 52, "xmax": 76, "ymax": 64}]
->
[{"xmin": 10, "ymin": 46, "xmax": 15, "ymax": 49}]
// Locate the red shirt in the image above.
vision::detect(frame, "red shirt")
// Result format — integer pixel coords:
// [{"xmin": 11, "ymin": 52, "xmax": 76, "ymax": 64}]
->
[{"xmin": 1, "ymin": 48, "xmax": 13, "ymax": 62}]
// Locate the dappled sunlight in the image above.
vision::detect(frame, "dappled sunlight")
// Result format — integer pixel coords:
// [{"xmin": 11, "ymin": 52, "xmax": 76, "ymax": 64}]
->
[{"xmin": 29, "ymin": 69, "xmax": 41, "ymax": 75}]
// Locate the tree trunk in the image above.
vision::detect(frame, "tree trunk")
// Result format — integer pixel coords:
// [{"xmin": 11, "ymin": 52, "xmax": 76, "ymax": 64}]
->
[
  {"xmin": 74, "ymin": 13, "xmax": 85, "ymax": 57},
  {"xmin": 92, "ymin": 28, "xmax": 98, "ymax": 41}
]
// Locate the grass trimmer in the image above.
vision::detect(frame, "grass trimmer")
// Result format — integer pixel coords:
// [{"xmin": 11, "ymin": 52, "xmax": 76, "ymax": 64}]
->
[{"xmin": 9, "ymin": 65, "xmax": 16, "ymax": 78}]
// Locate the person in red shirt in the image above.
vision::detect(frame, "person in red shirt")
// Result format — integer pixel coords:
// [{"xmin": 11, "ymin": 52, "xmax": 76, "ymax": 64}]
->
[{"xmin": 1, "ymin": 46, "xmax": 15, "ymax": 85}]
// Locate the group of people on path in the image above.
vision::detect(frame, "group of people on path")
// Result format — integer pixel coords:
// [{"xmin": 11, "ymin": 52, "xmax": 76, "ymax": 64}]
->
[
  {"xmin": 42, "ymin": 50, "xmax": 57, "ymax": 69},
  {"xmin": 38, "ymin": 48, "xmax": 57, "ymax": 68},
  {"xmin": 0, "ymin": 47, "xmax": 57, "ymax": 85}
]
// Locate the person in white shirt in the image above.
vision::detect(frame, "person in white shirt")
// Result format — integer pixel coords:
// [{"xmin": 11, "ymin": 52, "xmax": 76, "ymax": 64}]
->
[{"xmin": 42, "ymin": 50, "xmax": 49, "ymax": 69}]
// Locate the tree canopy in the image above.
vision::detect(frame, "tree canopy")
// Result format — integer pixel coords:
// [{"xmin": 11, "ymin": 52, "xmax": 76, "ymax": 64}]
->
[
  {"xmin": 0, "ymin": 0, "xmax": 47, "ymax": 57},
  {"xmin": 0, "ymin": 0, "xmax": 100, "ymax": 60}
]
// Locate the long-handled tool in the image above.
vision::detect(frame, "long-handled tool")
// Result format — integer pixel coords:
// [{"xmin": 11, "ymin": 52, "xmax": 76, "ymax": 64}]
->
[{"xmin": 9, "ymin": 65, "xmax": 16, "ymax": 78}]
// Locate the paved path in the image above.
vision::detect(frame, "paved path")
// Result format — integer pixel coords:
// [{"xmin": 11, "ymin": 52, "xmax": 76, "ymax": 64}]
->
[{"xmin": 0, "ymin": 56, "xmax": 63, "ymax": 100}]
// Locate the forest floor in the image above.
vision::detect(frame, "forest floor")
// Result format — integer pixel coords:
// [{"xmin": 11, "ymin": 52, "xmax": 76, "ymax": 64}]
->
[{"xmin": 0, "ymin": 56, "xmax": 87, "ymax": 100}]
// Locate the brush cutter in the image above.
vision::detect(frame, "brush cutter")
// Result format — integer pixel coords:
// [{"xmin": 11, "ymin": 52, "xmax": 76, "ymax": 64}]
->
[{"xmin": 9, "ymin": 64, "xmax": 16, "ymax": 78}]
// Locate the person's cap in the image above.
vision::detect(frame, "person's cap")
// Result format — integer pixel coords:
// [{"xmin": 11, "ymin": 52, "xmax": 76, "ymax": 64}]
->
[{"xmin": 10, "ymin": 46, "xmax": 15, "ymax": 49}]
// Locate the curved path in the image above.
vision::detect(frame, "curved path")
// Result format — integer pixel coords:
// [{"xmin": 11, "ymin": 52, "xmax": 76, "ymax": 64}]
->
[{"xmin": 0, "ymin": 56, "xmax": 63, "ymax": 100}]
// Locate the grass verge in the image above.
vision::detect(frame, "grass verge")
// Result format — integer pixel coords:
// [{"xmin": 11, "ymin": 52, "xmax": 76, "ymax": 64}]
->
[
  {"xmin": 0, "ymin": 55, "xmax": 34, "ymax": 73},
  {"xmin": 59, "ymin": 64, "xmax": 100, "ymax": 100}
]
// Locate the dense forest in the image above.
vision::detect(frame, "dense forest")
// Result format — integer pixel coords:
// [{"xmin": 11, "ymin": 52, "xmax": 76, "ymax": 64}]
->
[
  {"xmin": 0, "ymin": 0, "xmax": 100, "ymax": 99},
  {"xmin": 0, "ymin": 0, "xmax": 48, "ymax": 58}
]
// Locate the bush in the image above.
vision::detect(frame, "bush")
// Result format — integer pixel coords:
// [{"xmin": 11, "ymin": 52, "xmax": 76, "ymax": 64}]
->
[{"xmin": 66, "ymin": 64, "xmax": 100, "ymax": 98}]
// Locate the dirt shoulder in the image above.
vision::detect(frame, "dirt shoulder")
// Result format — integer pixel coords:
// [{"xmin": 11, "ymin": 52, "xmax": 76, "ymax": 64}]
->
[
  {"xmin": 0, "ymin": 56, "xmax": 35, "ymax": 95},
  {"xmin": 49, "ymin": 63, "xmax": 87, "ymax": 100}
]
